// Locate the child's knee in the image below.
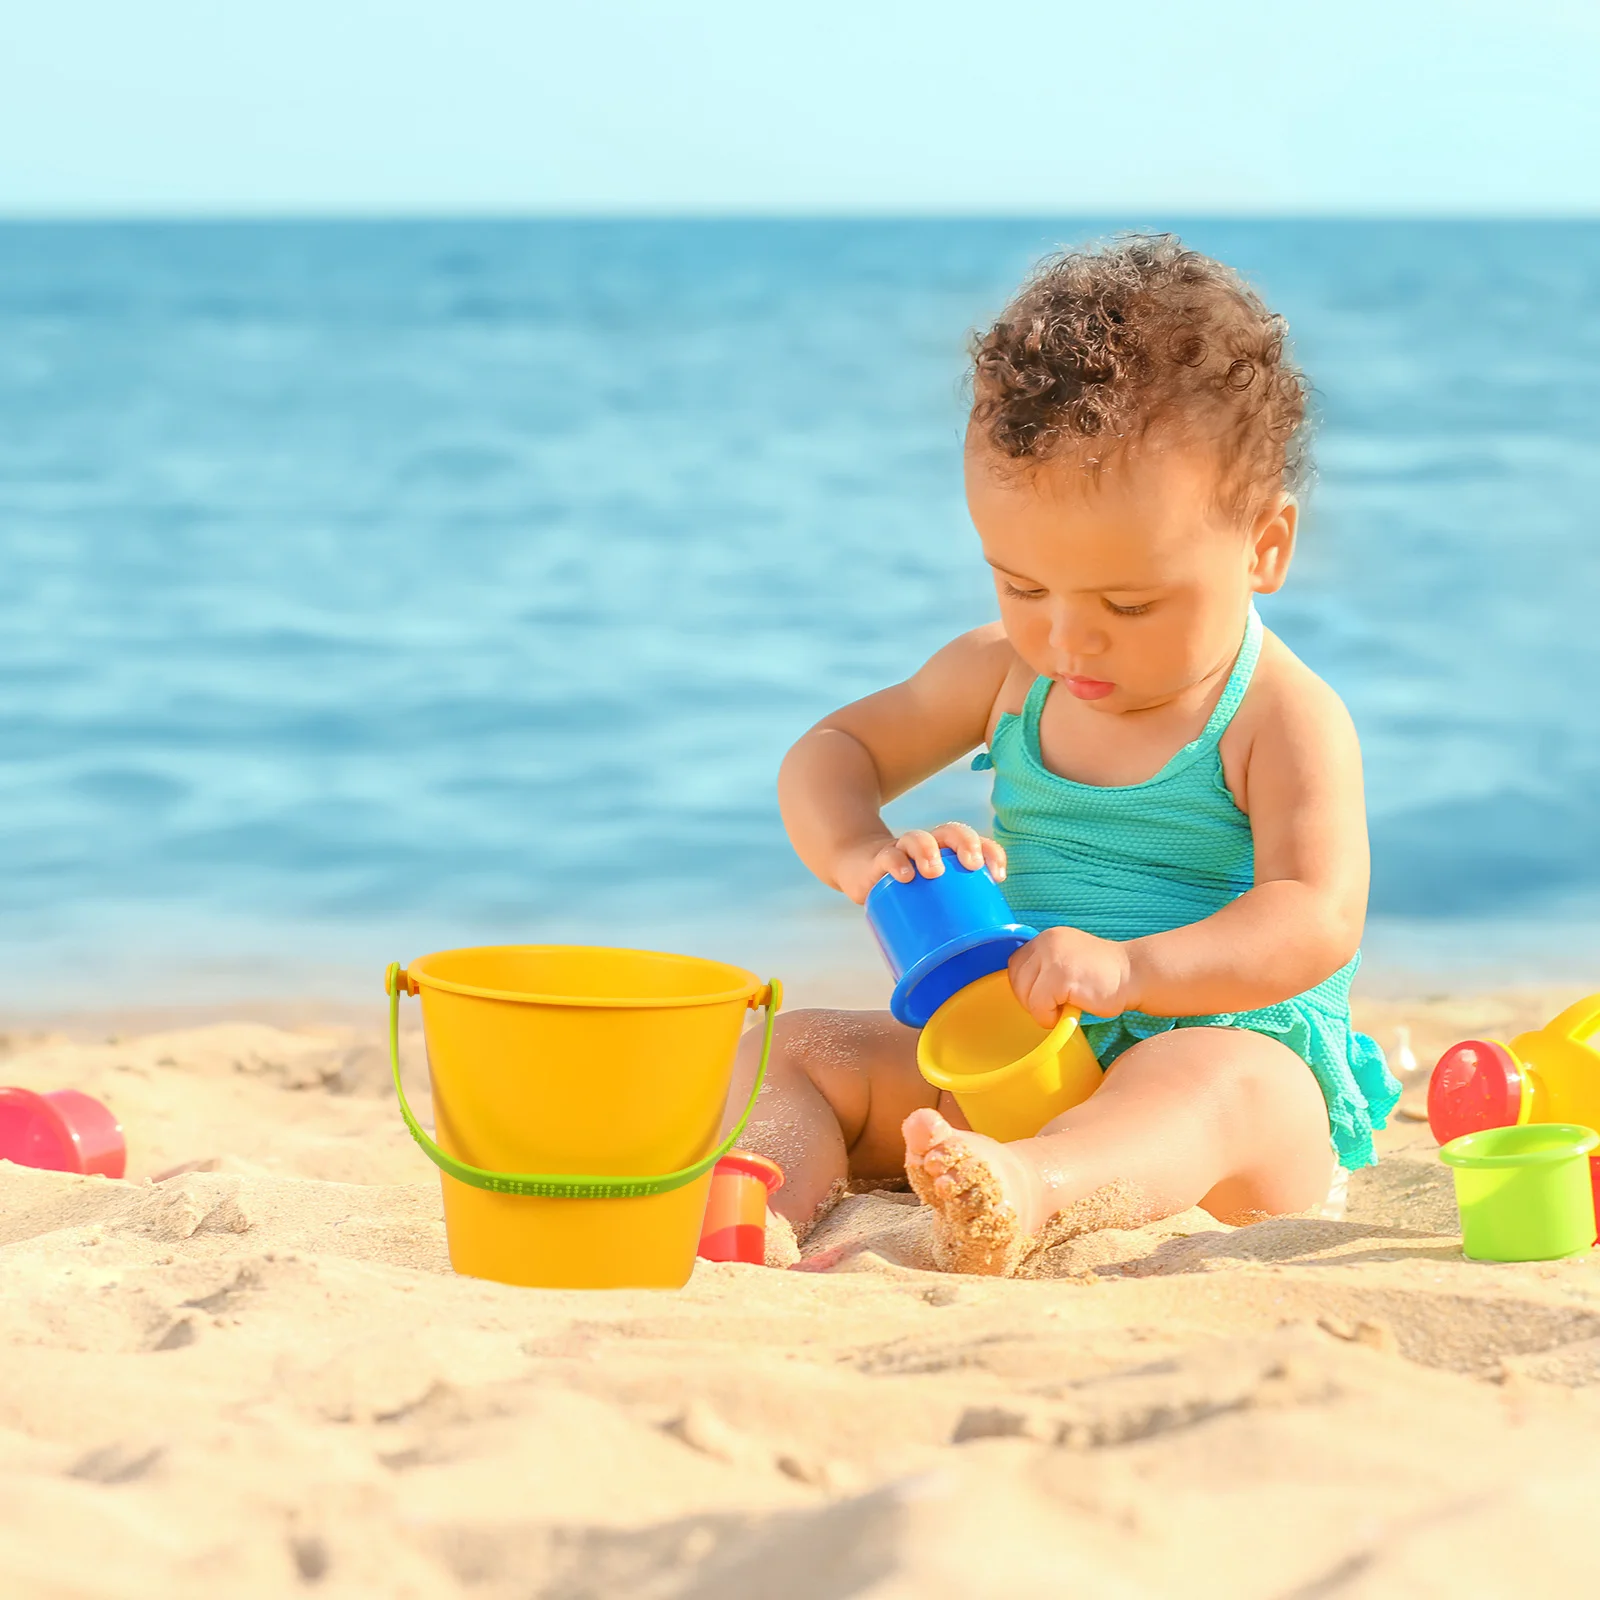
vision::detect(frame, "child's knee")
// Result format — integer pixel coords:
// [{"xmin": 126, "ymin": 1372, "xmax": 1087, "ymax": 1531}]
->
[
  {"xmin": 1203, "ymin": 1033, "xmax": 1332, "ymax": 1166},
  {"xmin": 768, "ymin": 1009, "xmax": 867, "ymax": 1086},
  {"xmin": 739, "ymin": 1008, "xmax": 847, "ymax": 1081},
  {"xmin": 761, "ymin": 1009, "xmax": 922, "ymax": 1144}
]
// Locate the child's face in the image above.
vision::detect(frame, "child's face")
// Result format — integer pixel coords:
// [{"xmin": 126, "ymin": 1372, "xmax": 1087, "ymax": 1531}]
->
[{"xmin": 964, "ymin": 436, "xmax": 1295, "ymax": 714}]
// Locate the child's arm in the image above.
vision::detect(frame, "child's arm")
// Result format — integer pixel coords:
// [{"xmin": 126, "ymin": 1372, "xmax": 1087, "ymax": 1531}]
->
[
  {"xmin": 780, "ymin": 627, "xmax": 1016, "ymax": 904},
  {"xmin": 1009, "ymin": 651, "xmax": 1370, "ymax": 1024}
]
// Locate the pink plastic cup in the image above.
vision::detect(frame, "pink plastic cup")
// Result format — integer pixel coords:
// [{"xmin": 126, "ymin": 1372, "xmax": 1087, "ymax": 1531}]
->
[{"xmin": 0, "ymin": 1088, "xmax": 126, "ymax": 1178}]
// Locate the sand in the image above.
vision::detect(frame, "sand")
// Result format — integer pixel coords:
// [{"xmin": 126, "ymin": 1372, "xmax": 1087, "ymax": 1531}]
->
[{"xmin": 5, "ymin": 984, "xmax": 1600, "ymax": 1598}]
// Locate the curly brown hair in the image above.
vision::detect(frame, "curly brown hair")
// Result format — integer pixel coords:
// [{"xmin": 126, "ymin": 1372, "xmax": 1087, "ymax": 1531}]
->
[{"xmin": 969, "ymin": 234, "xmax": 1310, "ymax": 518}]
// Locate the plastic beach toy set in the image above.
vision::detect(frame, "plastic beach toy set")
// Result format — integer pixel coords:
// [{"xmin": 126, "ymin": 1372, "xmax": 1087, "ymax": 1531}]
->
[
  {"xmin": 364, "ymin": 851, "xmax": 1103, "ymax": 1291},
  {"xmin": 0, "ymin": 852, "xmax": 1095, "ymax": 1294},
  {"xmin": 378, "ymin": 863, "xmax": 1600, "ymax": 1282},
  {"xmin": 14, "ymin": 845, "xmax": 1600, "ymax": 1284},
  {"xmin": 868, "ymin": 848, "xmax": 1103, "ymax": 1141},
  {"xmin": 1427, "ymin": 996, "xmax": 1600, "ymax": 1262}
]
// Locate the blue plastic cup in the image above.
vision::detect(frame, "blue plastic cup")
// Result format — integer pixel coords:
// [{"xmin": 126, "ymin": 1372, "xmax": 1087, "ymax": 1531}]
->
[{"xmin": 865, "ymin": 848, "xmax": 1039, "ymax": 1028}]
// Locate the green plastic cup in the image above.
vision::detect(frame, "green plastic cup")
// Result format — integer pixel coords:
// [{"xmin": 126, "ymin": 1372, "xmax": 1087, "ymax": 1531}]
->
[{"xmin": 1439, "ymin": 1122, "xmax": 1598, "ymax": 1262}]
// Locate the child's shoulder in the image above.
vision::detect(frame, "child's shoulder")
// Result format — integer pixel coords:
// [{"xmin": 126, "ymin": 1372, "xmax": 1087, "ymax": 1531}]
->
[
  {"xmin": 908, "ymin": 624, "xmax": 1033, "ymax": 741},
  {"xmin": 945, "ymin": 623, "xmax": 1035, "ymax": 720},
  {"xmin": 920, "ymin": 622, "xmax": 1029, "ymax": 693},
  {"xmin": 1248, "ymin": 626, "xmax": 1357, "ymax": 731},
  {"xmin": 1222, "ymin": 626, "xmax": 1362, "ymax": 803}
]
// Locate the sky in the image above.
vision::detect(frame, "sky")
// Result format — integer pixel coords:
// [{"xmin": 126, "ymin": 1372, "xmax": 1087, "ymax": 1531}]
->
[{"xmin": 2, "ymin": 0, "xmax": 1599, "ymax": 216}]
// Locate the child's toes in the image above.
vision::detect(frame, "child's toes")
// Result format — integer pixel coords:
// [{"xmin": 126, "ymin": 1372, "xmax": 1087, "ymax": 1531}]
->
[{"xmin": 902, "ymin": 1106, "xmax": 955, "ymax": 1164}]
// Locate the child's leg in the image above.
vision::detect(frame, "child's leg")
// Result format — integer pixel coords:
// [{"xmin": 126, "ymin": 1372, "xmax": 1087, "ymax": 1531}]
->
[
  {"xmin": 723, "ymin": 1009, "xmax": 958, "ymax": 1234},
  {"xmin": 903, "ymin": 1026, "xmax": 1335, "ymax": 1275}
]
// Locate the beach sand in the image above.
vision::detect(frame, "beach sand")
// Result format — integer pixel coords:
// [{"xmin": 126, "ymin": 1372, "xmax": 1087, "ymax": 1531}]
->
[{"xmin": 4, "ymin": 982, "xmax": 1600, "ymax": 1598}]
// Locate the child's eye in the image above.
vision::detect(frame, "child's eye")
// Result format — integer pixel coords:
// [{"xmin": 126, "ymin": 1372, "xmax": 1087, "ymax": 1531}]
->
[
  {"xmin": 1003, "ymin": 582, "xmax": 1048, "ymax": 601},
  {"xmin": 1103, "ymin": 599, "xmax": 1151, "ymax": 617}
]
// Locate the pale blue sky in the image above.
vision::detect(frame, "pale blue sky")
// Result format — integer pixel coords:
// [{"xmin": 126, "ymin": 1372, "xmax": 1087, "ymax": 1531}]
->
[{"xmin": 3, "ymin": 0, "xmax": 1598, "ymax": 215}]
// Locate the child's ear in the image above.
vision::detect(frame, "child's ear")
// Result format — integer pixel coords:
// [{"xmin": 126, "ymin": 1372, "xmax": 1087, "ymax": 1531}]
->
[{"xmin": 1249, "ymin": 496, "xmax": 1297, "ymax": 595}]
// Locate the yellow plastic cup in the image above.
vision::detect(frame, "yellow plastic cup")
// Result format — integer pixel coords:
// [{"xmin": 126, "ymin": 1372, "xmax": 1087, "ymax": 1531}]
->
[
  {"xmin": 916, "ymin": 969, "xmax": 1103, "ymax": 1141},
  {"xmin": 388, "ymin": 946, "xmax": 780, "ymax": 1291},
  {"xmin": 1439, "ymin": 1122, "xmax": 1598, "ymax": 1263}
]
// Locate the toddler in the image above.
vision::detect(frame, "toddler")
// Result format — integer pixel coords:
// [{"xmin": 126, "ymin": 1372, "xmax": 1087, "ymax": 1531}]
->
[{"xmin": 733, "ymin": 235, "xmax": 1400, "ymax": 1275}]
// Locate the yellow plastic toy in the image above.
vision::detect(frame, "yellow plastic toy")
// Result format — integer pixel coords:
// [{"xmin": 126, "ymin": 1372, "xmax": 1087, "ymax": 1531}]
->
[
  {"xmin": 916, "ymin": 969, "xmax": 1103, "ymax": 1141},
  {"xmin": 385, "ymin": 946, "xmax": 780, "ymax": 1291},
  {"xmin": 1511, "ymin": 996, "xmax": 1600, "ymax": 1131},
  {"xmin": 1429, "ymin": 993, "xmax": 1600, "ymax": 1147}
]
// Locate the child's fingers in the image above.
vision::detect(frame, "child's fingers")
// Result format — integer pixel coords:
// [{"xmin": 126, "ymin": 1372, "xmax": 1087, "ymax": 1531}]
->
[
  {"xmin": 872, "ymin": 842, "xmax": 917, "ymax": 887},
  {"xmin": 1007, "ymin": 938, "xmax": 1040, "ymax": 991},
  {"xmin": 1008, "ymin": 942, "xmax": 1061, "ymax": 1027},
  {"xmin": 893, "ymin": 830, "xmax": 946, "ymax": 878},
  {"xmin": 928, "ymin": 821, "xmax": 985, "ymax": 872},
  {"xmin": 1018, "ymin": 973, "xmax": 1063, "ymax": 1028},
  {"xmin": 979, "ymin": 836, "xmax": 1007, "ymax": 883}
]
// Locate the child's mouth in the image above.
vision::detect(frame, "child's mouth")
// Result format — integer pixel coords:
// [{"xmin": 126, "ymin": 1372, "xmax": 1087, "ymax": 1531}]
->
[{"xmin": 1059, "ymin": 674, "xmax": 1115, "ymax": 700}]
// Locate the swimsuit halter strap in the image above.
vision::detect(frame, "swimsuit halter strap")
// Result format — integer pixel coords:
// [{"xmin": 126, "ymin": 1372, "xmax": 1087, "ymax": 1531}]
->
[{"xmin": 1195, "ymin": 603, "xmax": 1263, "ymax": 748}]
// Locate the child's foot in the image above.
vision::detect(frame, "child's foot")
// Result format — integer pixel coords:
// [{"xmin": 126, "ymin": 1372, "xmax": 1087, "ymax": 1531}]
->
[{"xmin": 902, "ymin": 1109, "xmax": 1048, "ymax": 1276}]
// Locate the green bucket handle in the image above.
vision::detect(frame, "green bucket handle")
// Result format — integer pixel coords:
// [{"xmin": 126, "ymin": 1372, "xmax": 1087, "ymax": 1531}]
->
[{"xmin": 384, "ymin": 961, "xmax": 781, "ymax": 1200}]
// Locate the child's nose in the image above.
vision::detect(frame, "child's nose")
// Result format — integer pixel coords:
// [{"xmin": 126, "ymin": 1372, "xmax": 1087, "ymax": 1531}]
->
[{"xmin": 1049, "ymin": 606, "xmax": 1108, "ymax": 659}]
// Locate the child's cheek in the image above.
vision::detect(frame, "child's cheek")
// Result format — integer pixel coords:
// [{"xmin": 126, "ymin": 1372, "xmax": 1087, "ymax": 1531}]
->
[{"xmin": 1004, "ymin": 605, "xmax": 1053, "ymax": 671}]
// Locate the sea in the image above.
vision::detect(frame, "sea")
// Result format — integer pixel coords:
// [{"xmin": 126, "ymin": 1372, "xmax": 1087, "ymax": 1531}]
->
[{"xmin": 3, "ymin": 219, "xmax": 1600, "ymax": 1010}]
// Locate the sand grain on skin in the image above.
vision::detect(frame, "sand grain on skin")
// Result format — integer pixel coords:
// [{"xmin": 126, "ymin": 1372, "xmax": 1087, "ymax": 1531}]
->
[{"xmin": 906, "ymin": 1135, "xmax": 1031, "ymax": 1276}]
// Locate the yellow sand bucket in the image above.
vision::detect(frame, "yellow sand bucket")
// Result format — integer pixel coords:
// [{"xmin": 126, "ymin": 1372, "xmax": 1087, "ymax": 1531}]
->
[
  {"xmin": 385, "ymin": 947, "xmax": 780, "ymax": 1290},
  {"xmin": 917, "ymin": 970, "xmax": 1102, "ymax": 1141}
]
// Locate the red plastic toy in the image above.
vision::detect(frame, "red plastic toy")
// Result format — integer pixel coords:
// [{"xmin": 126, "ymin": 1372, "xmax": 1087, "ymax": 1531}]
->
[
  {"xmin": 0, "ymin": 1088, "xmax": 125, "ymax": 1178},
  {"xmin": 697, "ymin": 1151, "xmax": 783, "ymax": 1264}
]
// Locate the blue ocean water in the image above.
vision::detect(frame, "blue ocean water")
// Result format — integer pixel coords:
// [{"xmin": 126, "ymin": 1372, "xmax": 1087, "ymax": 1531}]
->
[{"xmin": 3, "ymin": 220, "xmax": 1600, "ymax": 1007}]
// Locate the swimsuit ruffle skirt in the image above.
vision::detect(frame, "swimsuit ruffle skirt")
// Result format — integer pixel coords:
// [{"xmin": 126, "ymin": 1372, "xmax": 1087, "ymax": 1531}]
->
[{"xmin": 972, "ymin": 608, "xmax": 1401, "ymax": 1171}]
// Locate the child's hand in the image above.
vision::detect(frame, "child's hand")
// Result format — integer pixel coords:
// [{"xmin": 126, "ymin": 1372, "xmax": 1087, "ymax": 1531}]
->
[
  {"xmin": 1007, "ymin": 926, "xmax": 1136, "ymax": 1027},
  {"xmin": 835, "ymin": 823, "xmax": 1006, "ymax": 905}
]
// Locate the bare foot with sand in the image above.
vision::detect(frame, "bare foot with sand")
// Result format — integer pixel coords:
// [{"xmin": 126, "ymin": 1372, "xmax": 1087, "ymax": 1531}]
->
[
  {"xmin": 904, "ymin": 1107, "xmax": 1169, "ymax": 1276},
  {"xmin": 903, "ymin": 1108, "xmax": 1047, "ymax": 1276}
]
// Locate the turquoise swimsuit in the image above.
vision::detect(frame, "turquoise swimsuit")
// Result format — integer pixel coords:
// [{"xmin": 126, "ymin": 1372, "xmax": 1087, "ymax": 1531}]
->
[{"xmin": 972, "ymin": 608, "xmax": 1400, "ymax": 1171}]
